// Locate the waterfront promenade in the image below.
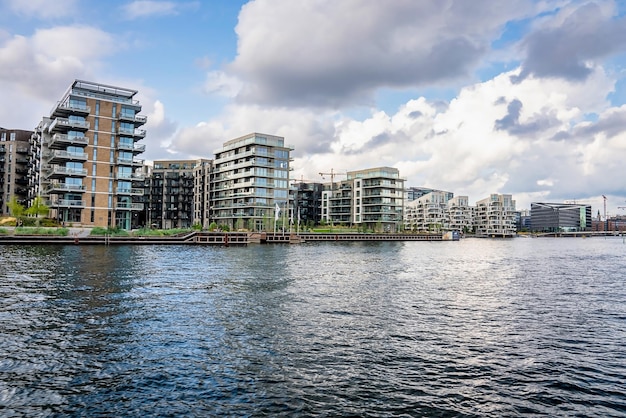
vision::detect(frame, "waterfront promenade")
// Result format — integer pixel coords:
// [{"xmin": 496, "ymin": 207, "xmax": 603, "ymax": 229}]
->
[{"xmin": 0, "ymin": 230, "xmax": 456, "ymax": 245}]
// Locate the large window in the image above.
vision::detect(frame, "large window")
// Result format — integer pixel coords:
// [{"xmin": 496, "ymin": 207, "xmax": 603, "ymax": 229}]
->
[{"xmin": 120, "ymin": 106, "xmax": 135, "ymax": 118}]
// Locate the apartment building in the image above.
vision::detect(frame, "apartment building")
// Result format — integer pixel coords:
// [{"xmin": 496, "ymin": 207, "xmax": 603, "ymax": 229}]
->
[
  {"xmin": 447, "ymin": 195, "xmax": 473, "ymax": 232},
  {"xmin": 321, "ymin": 167, "xmax": 405, "ymax": 232},
  {"xmin": 0, "ymin": 128, "xmax": 32, "ymax": 214},
  {"xmin": 30, "ymin": 80, "xmax": 147, "ymax": 229},
  {"xmin": 292, "ymin": 181, "xmax": 323, "ymax": 226},
  {"xmin": 146, "ymin": 160, "xmax": 209, "ymax": 229},
  {"xmin": 405, "ymin": 186, "xmax": 453, "ymax": 203},
  {"xmin": 404, "ymin": 190, "xmax": 450, "ymax": 232},
  {"xmin": 210, "ymin": 133, "xmax": 292, "ymax": 231},
  {"xmin": 193, "ymin": 159, "xmax": 213, "ymax": 228},
  {"xmin": 474, "ymin": 194, "xmax": 516, "ymax": 237}
]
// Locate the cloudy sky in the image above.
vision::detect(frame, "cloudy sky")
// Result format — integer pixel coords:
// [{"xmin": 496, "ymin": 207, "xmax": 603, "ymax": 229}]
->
[{"xmin": 1, "ymin": 0, "xmax": 626, "ymax": 214}]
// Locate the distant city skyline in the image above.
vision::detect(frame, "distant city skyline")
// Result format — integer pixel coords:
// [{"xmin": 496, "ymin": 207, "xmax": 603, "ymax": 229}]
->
[{"xmin": 1, "ymin": 0, "xmax": 626, "ymax": 214}]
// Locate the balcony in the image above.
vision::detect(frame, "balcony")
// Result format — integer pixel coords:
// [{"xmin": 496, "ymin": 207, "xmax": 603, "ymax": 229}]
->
[
  {"xmin": 117, "ymin": 157, "xmax": 145, "ymax": 167},
  {"xmin": 117, "ymin": 126, "xmax": 146, "ymax": 138},
  {"xmin": 118, "ymin": 112, "xmax": 147, "ymax": 126},
  {"xmin": 46, "ymin": 133, "xmax": 89, "ymax": 149},
  {"xmin": 115, "ymin": 172, "xmax": 145, "ymax": 181},
  {"xmin": 116, "ymin": 202, "xmax": 144, "ymax": 211},
  {"xmin": 48, "ymin": 117, "xmax": 90, "ymax": 132},
  {"xmin": 116, "ymin": 187, "xmax": 144, "ymax": 196},
  {"xmin": 50, "ymin": 199, "xmax": 86, "ymax": 208},
  {"xmin": 46, "ymin": 150, "xmax": 88, "ymax": 164},
  {"xmin": 50, "ymin": 101, "xmax": 90, "ymax": 117},
  {"xmin": 46, "ymin": 184, "xmax": 86, "ymax": 193},
  {"xmin": 45, "ymin": 166, "xmax": 88, "ymax": 179},
  {"xmin": 116, "ymin": 142, "xmax": 146, "ymax": 153}
]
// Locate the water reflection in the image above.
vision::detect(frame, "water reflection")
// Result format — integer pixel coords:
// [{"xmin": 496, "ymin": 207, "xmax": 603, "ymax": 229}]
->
[{"xmin": 1, "ymin": 239, "xmax": 625, "ymax": 416}]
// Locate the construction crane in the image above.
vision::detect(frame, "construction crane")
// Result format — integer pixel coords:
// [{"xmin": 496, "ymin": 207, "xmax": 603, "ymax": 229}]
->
[
  {"xmin": 319, "ymin": 168, "xmax": 347, "ymax": 185},
  {"xmin": 603, "ymin": 195, "xmax": 607, "ymax": 231},
  {"xmin": 319, "ymin": 169, "xmax": 347, "ymax": 227}
]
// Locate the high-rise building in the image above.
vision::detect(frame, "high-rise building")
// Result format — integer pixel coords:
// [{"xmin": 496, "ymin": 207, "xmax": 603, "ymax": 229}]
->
[
  {"xmin": 32, "ymin": 80, "xmax": 147, "ymax": 229},
  {"xmin": 0, "ymin": 128, "xmax": 33, "ymax": 214},
  {"xmin": 210, "ymin": 133, "xmax": 292, "ymax": 231}
]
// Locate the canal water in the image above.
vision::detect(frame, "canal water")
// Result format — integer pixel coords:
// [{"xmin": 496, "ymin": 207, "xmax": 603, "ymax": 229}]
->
[{"xmin": 1, "ymin": 238, "xmax": 625, "ymax": 417}]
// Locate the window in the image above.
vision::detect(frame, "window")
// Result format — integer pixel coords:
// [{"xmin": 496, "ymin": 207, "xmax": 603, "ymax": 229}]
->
[{"xmin": 120, "ymin": 106, "xmax": 135, "ymax": 118}]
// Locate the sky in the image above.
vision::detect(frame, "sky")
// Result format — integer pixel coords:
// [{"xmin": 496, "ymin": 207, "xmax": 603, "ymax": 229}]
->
[{"xmin": 1, "ymin": 0, "xmax": 626, "ymax": 215}]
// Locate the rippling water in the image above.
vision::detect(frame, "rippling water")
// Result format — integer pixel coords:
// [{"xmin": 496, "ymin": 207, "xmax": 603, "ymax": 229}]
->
[{"xmin": 1, "ymin": 238, "xmax": 625, "ymax": 417}]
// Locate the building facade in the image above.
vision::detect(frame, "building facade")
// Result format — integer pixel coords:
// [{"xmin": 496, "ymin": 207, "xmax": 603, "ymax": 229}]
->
[
  {"xmin": 292, "ymin": 181, "xmax": 323, "ymax": 227},
  {"xmin": 447, "ymin": 195, "xmax": 473, "ymax": 232},
  {"xmin": 0, "ymin": 128, "xmax": 32, "ymax": 214},
  {"xmin": 147, "ymin": 160, "xmax": 206, "ymax": 229},
  {"xmin": 210, "ymin": 133, "xmax": 292, "ymax": 231},
  {"xmin": 404, "ymin": 190, "xmax": 450, "ymax": 232},
  {"xmin": 31, "ymin": 80, "xmax": 147, "ymax": 229},
  {"xmin": 474, "ymin": 194, "xmax": 516, "ymax": 237},
  {"xmin": 321, "ymin": 167, "xmax": 405, "ymax": 232},
  {"xmin": 530, "ymin": 202, "xmax": 592, "ymax": 232},
  {"xmin": 193, "ymin": 159, "xmax": 213, "ymax": 228}
]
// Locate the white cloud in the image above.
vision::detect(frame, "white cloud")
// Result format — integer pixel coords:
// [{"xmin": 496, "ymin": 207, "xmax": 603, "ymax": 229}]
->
[
  {"xmin": 121, "ymin": 1, "xmax": 199, "ymax": 19},
  {"xmin": 203, "ymin": 71, "xmax": 243, "ymax": 98},
  {"xmin": 0, "ymin": 25, "xmax": 116, "ymax": 129},
  {"xmin": 167, "ymin": 62, "xmax": 626, "ymax": 209},
  {"xmin": 4, "ymin": 0, "xmax": 79, "ymax": 19},
  {"xmin": 229, "ymin": 0, "xmax": 543, "ymax": 107}
]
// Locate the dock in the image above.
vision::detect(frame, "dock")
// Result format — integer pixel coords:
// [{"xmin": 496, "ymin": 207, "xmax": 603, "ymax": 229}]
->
[{"xmin": 0, "ymin": 231, "xmax": 454, "ymax": 245}]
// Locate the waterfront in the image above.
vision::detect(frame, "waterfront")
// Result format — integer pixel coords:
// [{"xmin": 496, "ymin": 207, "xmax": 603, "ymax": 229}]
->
[{"xmin": 1, "ymin": 238, "xmax": 625, "ymax": 417}]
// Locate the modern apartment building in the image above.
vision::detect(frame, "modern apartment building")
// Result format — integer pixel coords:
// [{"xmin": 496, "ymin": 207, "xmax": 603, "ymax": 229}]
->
[
  {"xmin": 31, "ymin": 80, "xmax": 147, "ymax": 228},
  {"xmin": 146, "ymin": 159, "xmax": 212, "ymax": 229},
  {"xmin": 530, "ymin": 202, "xmax": 592, "ymax": 232},
  {"xmin": 292, "ymin": 181, "xmax": 323, "ymax": 226},
  {"xmin": 405, "ymin": 186, "xmax": 453, "ymax": 203},
  {"xmin": 447, "ymin": 195, "xmax": 473, "ymax": 232},
  {"xmin": 210, "ymin": 133, "xmax": 292, "ymax": 231},
  {"xmin": 321, "ymin": 167, "xmax": 405, "ymax": 232},
  {"xmin": 0, "ymin": 128, "xmax": 32, "ymax": 214},
  {"xmin": 404, "ymin": 190, "xmax": 451, "ymax": 232},
  {"xmin": 193, "ymin": 159, "xmax": 213, "ymax": 228},
  {"xmin": 474, "ymin": 194, "xmax": 516, "ymax": 237}
]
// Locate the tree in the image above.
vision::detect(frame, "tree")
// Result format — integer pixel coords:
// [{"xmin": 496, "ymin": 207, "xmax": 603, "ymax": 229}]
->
[
  {"xmin": 26, "ymin": 196, "xmax": 49, "ymax": 226},
  {"xmin": 7, "ymin": 196, "xmax": 25, "ymax": 225}
]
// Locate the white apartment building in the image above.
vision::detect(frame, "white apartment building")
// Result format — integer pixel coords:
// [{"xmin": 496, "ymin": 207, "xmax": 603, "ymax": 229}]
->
[
  {"xmin": 210, "ymin": 133, "xmax": 292, "ymax": 231},
  {"xmin": 404, "ymin": 190, "xmax": 450, "ymax": 232},
  {"xmin": 474, "ymin": 194, "xmax": 516, "ymax": 237},
  {"xmin": 447, "ymin": 195, "xmax": 473, "ymax": 232}
]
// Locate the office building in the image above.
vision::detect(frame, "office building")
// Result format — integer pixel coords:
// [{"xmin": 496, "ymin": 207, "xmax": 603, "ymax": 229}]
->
[{"xmin": 530, "ymin": 202, "xmax": 592, "ymax": 232}]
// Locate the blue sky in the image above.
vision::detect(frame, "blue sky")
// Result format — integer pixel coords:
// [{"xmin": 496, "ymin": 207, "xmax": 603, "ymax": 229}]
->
[{"xmin": 1, "ymin": 0, "xmax": 626, "ymax": 214}]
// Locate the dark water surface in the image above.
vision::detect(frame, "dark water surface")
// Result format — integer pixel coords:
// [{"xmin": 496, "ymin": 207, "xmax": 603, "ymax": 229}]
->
[{"xmin": 1, "ymin": 238, "xmax": 625, "ymax": 417}]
